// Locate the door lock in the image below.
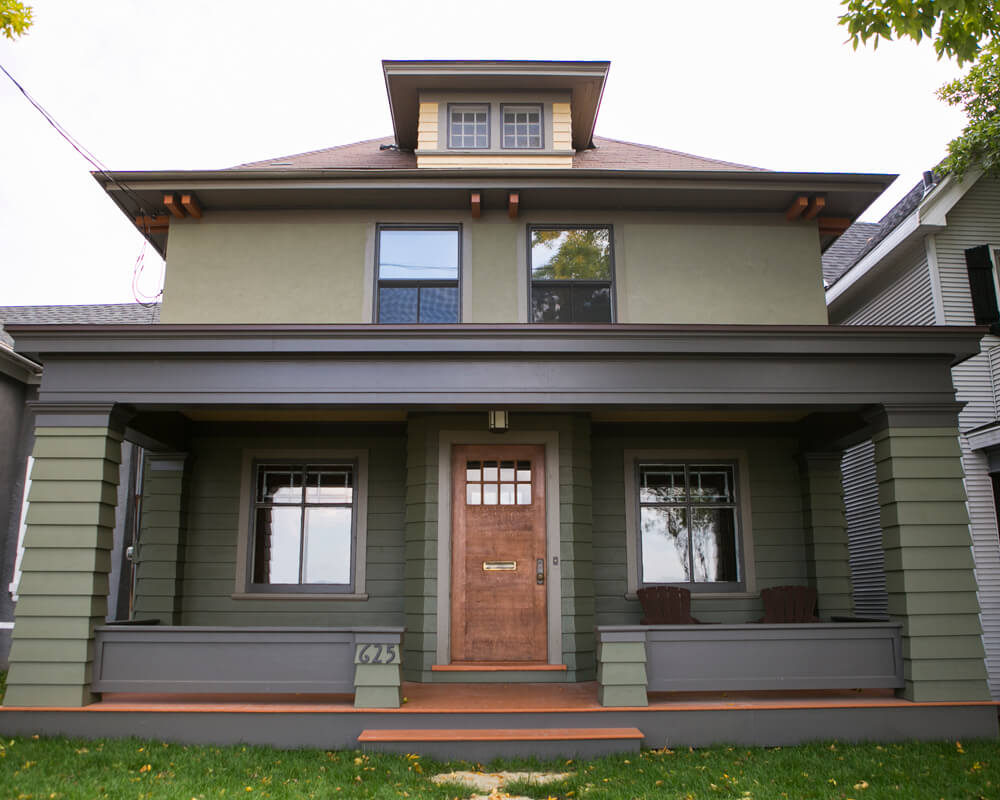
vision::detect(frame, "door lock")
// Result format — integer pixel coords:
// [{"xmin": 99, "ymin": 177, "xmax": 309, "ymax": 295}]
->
[{"xmin": 536, "ymin": 558, "xmax": 545, "ymax": 585}]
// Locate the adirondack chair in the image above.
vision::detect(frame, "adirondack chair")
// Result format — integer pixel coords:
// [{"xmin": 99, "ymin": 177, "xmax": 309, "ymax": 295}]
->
[
  {"xmin": 759, "ymin": 585, "xmax": 820, "ymax": 623},
  {"xmin": 637, "ymin": 586, "xmax": 700, "ymax": 625}
]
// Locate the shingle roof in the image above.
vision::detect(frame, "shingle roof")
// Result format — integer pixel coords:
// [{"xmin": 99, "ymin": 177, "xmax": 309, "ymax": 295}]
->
[
  {"xmin": 822, "ymin": 178, "xmax": 932, "ymax": 288},
  {"xmin": 233, "ymin": 135, "xmax": 765, "ymax": 172},
  {"xmin": 0, "ymin": 303, "xmax": 160, "ymax": 347}
]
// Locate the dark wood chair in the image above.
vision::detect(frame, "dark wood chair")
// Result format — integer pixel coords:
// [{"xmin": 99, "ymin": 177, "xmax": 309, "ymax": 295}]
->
[
  {"xmin": 637, "ymin": 586, "xmax": 700, "ymax": 624},
  {"xmin": 759, "ymin": 585, "xmax": 820, "ymax": 623}
]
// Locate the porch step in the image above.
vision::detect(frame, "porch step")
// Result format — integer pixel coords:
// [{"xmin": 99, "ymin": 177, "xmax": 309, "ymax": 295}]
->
[
  {"xmin": 358, "ymin": 726, "xmax": 643, "ymax": 759},
  {"xmin": 432, "ymin": 662, "xmax": 568, "ymax": 672}
]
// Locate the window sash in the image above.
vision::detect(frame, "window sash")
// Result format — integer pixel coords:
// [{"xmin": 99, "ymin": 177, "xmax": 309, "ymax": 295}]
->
[
  {"xmin": 528, "ymin": 225, "xmax": 615, "ymax": 323},
  {"xmin": 636, "ymin": 461, "xmax": 742, "ymax": 588},
  {"xmin": 375, "ymin": 226, "xmax": 461, "ymax": 323},
  {"xmin": 448, "ymin": 104, "xmax": 490, "ymax": 149},
  {"xmin": 251, "ymin": 462, "xmax": 357, "ymax": 592},
  {"xmin": 502, "ymin": 104, "xmax": 543, "ymax": 149}
]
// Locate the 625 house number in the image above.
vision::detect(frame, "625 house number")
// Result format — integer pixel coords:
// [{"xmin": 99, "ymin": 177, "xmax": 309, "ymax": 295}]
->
[{"xmin": 356, "ymin": 644, "xmax": 399, "ymax": 664}]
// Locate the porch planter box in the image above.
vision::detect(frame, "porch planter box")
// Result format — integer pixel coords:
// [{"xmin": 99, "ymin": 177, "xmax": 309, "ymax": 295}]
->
[
  {"xmin": 92, "ymin": 626, "xmax": 404, "ymax": 695},
  {"xmin": 596, "ymin": 622, "xmax": 903, "ymax": 696}
]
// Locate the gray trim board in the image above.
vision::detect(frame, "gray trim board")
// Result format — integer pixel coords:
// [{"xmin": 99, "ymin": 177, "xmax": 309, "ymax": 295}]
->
[{"xmin": 0, "ymin": 705, "xmax": 994, "ymax": 753}]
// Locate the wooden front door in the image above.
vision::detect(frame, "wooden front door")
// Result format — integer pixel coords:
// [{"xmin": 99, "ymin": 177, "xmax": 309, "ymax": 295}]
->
[{"xmin": 451, "ymin": 444, "xmax": 547, "ymax": 663}]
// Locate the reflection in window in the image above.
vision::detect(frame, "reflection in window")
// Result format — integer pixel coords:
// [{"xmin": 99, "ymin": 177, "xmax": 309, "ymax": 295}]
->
[
  {"xmin": 530, "ymin": 227, "xmax": 613, "ymax": 323},
  {"xmin": 252, "ymin": 463, "xmax": 354, "ymax": 587},
  {"xmin": 638, "ymin": 462, "xmax": 739, "ymax": 586},
  {"xmin": 377, "ymin": 228, "xmax": 460, "ymax": 323}
]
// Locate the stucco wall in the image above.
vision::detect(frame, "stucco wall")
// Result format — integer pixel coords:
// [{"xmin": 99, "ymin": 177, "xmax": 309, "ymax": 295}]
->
[{"xmin": 159, "ymin": 210, "xmax": 827, "ymax": 325}]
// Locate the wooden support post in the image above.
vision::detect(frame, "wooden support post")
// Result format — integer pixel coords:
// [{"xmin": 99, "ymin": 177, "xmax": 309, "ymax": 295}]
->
[
  {"xmin": 470, "ymin": 191, "xmax": 481, "ymax": 219},
  {"xmin": 508, "ymin": 191, "xmax": 519, "ymax": 219},
  {"xmin": 180, "ymin": 193, "xmax": 202, "ymax": 219},
  {"xmin": 785, "ymin": 196, "xmax": 808, "ymax": 221},
  {"xmin": 162, "ymin": 194, "xmax": 186, "ymax": 219}
]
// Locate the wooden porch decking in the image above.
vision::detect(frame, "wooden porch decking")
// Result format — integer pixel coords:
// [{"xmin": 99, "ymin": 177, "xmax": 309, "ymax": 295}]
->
[{"xmin": 10, "ymin": 681, "xmax": 993, "ymax": 713}]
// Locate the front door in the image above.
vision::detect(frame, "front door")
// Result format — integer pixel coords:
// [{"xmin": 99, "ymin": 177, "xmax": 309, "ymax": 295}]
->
[{"xmin": 451, "ymin": 444, "xmax": 546, "ymax": 663}]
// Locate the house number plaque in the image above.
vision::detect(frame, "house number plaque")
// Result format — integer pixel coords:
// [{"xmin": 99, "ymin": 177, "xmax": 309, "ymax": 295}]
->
[{"xmin": 354, "ymin": 643, "xmax": 401, "ymax": 665}]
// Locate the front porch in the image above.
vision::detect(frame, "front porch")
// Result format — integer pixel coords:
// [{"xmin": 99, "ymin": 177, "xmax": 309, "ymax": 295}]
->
[
  {"xmin": 2, "ymin": 323, "xmax": 998, "ymax": 750},
  {"xmin": 1, "ymin": 681, "xmax": 996, "ymax": 758}
]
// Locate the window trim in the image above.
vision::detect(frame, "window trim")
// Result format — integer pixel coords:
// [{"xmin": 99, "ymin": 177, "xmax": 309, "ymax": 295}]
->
[
  {"xmin": 623, "ymin": 449, "xmax": 756, "ymax": 599},
  {"xmin": 500, "ymin": 103, "xmax": 544, "ymax": 150},
  {"xmin": 373, "ymin": 224, "xmax": 462, "ymax": 324},
  {"xmin": 447, "ymin": 103, "xmax": 491, "ymax": 150},
  {"xmin": 527, "ymin": 224, "xmax": 616, "ymax": 323},
  {"xmin": 234, "ymin": 449, "xmax": 369, "ymax": 599}
]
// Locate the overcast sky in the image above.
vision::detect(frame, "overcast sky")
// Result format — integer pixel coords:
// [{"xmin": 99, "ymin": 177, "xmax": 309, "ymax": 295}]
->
[{"xmin": 0, "ymin": 0, "xmax": 969, "ymax": 306}]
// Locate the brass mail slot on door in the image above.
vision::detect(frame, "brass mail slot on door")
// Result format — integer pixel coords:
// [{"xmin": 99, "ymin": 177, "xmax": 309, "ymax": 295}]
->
[{"xmin": 483, "ymin": 561, "xmax": 517, "ymax": 571}]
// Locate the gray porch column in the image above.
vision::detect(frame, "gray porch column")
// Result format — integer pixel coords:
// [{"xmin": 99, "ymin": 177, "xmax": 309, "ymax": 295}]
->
[
  {"xmin": 4, "ymin": 404, "xmax": 128, "ymax": 707},
  {"xmin": 132, "ymin": 453, "xmax": 187, "ymax": 625},
  {"xmin": 870, "ymin": 405, "xmax": 991, "ymax": 702},
  {"xmin": 799, "ymin": 452, "xmax": 853, "ymax": 619}
]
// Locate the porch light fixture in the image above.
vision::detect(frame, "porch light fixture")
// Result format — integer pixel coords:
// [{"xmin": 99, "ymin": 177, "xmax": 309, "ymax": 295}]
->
[{"xmin": 488, "ymin": 409, "xmax": 509, "ymax": 433}]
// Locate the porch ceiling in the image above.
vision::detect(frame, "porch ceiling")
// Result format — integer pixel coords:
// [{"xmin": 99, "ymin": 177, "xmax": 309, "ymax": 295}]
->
[{"xmin": 8, "ymin": 324, "xmax": 981, "ymax": 414}]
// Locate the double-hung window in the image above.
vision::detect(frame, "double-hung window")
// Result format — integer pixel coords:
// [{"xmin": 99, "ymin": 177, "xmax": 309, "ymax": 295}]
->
[
  {"xmin": 250, "ymin": 461, "xmax": 357, "ymax": 593},
  {"xmin": 376, "ymin": 226, "xmax": 460, "ymax": 323},
  {"xmin": 502, "ymin": 104, "xmax": 542, "ymax": 149},
  {"xmin": 530, "ymin": 225, "xmax": 614, "ymax": 323},
  {"xmin": 636, "ymin": 461, "xmax": 743, "ymax": 590},
  {"xmin": 448, "ymin": 104, "xmax": 489, "ymax": 149}
]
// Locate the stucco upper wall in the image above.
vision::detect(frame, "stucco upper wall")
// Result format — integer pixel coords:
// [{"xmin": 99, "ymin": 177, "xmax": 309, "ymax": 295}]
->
[
  {"xmin": 159, "ymin": 210, "xmax": 827, "ymax": 325},
  {"xmin": 617, "ymin": 218, "xmax": 827, "ymax": 324}
]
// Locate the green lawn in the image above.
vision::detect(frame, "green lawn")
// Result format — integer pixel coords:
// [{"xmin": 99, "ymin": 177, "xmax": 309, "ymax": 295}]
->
[{"xmin": 0, "ymin": 735, "xmax": 997, "ymax": 800}]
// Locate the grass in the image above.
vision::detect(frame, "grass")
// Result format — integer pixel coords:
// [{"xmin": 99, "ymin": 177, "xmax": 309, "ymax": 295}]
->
[{"xmin": 0, "ymin": 736, "xmax": 997, "ymax": 800}]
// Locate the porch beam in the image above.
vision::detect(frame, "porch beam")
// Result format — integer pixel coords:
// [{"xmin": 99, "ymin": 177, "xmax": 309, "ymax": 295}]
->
[
  {"xmin": 4, "ymin": 404, "xmax": 129, "ymax": 707},
  {"xmin": 868, "ymin": 404, "xmax": 992, "ymax": 702}
]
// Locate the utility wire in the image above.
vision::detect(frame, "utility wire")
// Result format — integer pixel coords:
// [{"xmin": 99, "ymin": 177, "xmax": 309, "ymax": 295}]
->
[{"xmin": 0, "ymin": 61, "xmax": 164, "ymax": 305}]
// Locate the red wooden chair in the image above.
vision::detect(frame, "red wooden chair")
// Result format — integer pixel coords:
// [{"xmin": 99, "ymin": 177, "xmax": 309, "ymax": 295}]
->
[
  {"xmin": 637, "ymin": 586, "xmax": 700, "ymax": 625},
  {"xmin": 759, "ymin": 585, "xmax": 820, "ymax": 623}
]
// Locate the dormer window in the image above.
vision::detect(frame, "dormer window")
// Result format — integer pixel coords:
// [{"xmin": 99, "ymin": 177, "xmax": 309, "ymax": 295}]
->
[
  {"xmin": 502, "ymin": 104, "xmax": 543, "ymax": 149},
  {"xmin": 448, "ymin": 104, "xmax": 489, "ymax": 149}
]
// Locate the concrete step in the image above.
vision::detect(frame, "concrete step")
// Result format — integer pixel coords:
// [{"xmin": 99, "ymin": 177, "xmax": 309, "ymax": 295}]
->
[{"xmin": 357, "ymin": 726, "xmax": 643, "ymax": 759}]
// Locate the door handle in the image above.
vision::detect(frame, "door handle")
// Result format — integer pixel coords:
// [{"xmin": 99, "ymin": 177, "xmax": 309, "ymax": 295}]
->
[{"xmin": 536, "ymin": 558, "xmax": 544, "ymax": 585}]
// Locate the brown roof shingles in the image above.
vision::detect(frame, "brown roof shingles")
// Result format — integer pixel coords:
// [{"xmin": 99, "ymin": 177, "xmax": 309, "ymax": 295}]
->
[{"xmin": 233, "ymin": 135, "xmax": 764, "ymax": 172}]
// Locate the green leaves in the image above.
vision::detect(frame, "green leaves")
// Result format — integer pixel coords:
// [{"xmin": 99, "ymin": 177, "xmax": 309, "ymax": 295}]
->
[
  {"xmin": 0, "ymin": 0, "xmax": 33, "ymax": 40},
  {"xmin": 838, "ymin": 0, "xmax": 1000, "ymax": 65},
  {"xmin": 937, "ymin": 40, "xmax": 1000, "ymax": 177}
]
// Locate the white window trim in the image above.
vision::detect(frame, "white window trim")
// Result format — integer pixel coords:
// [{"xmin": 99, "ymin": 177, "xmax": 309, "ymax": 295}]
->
[
  {"xmin": 233, "ymin": 448, "xmax": 369, "ymax": 600},
  {"xmin": 623, "ymin": 448, "xmax": 756, "ymax": 599},
  {"xmin": 8, "ymin": 456, "xmax": 32, "ymax": 601}
]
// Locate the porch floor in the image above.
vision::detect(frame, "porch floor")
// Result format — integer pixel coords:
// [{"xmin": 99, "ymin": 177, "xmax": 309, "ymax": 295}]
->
[{"xmin": 16, "ymin": 681, "xmax": 991, "ymax": 713}]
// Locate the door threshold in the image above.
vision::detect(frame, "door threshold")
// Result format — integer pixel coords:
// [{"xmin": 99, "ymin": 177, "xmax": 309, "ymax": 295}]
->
[{"xmin": 432, "ymin": 662, "xmax": 568, "ymax": 672}]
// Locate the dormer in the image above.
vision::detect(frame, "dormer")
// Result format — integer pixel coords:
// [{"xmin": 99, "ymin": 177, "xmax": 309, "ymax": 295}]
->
[{"xmin": 382, "ymin": 60, "xmax": 609, "ymax": 168}]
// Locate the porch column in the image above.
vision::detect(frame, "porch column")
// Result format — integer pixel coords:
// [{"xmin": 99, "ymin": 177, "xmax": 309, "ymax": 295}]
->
[
  {"xmin": 4, "ymin": 404, "xmax": 129, "ymax": 707},
  {"xmin": 132, "ymin": 453, "xmax": 187, "ymax": 624},
  {"xmin": 870, "ymin": 405, "xmax": 991, "ymax": 701},
  {"xmin": 798, "ymin": 452, "xmax": 853, "ymax": 619}
]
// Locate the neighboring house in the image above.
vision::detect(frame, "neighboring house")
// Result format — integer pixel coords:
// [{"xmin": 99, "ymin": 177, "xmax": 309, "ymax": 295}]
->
[
  {"xmin": 0, "ymin": 61, "xmax": 996, "ymax": 753},
  {"xmin": 0, "ymin": 305, "xmax": 158, "ymax": 668},
  {"xmin": 825, "ymin": 168, "xmax": 1000, "ymax": 700}
]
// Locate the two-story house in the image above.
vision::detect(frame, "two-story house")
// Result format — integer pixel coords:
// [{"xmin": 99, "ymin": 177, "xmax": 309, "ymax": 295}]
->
[{"xmin": 0, "ymin": 60, "xmax": 996, "ymax": 755}]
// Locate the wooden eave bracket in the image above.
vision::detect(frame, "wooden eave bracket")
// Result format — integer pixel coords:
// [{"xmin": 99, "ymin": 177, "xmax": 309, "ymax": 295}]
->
[
  {"xmin": 161, "ymin": 192, "xmax": 203, "ymax": 220},
  {"xmin": 817, "ymin": 217, "xmax": 851, "ymax": 235},
  {"xmin": 135, "ymin": 214, "xmax": 170, "ymax": 234},
  {"xmin": 508, "ymin": 191, "xmax": 519, "ymax": 219},
  {"xmin": 786, "ymin": 195, "xmax": 827, "ymax": 222},
  {"xmin": 785, "ymin": 196, "xmax": 808, "ymax": 221},
  {"xmin": 471, "ymin": 191, "xmax": 481, "ymax": 218}
]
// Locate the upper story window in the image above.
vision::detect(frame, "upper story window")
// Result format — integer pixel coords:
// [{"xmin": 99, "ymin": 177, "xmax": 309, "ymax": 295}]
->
[
  {"xmin": 448, "ymin": 104, "xmax": 489, "ymax": 149},
  {"xmin": 530, "ymin": 225, "xmax": 614, "ymax": 323},
  {"xmin": 376, "ymin": 226, "xmax": 460, "ymax": 323},
  {"xmin": 502, "ymin": 104, "xmax": 543, "ymax": 149}
]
